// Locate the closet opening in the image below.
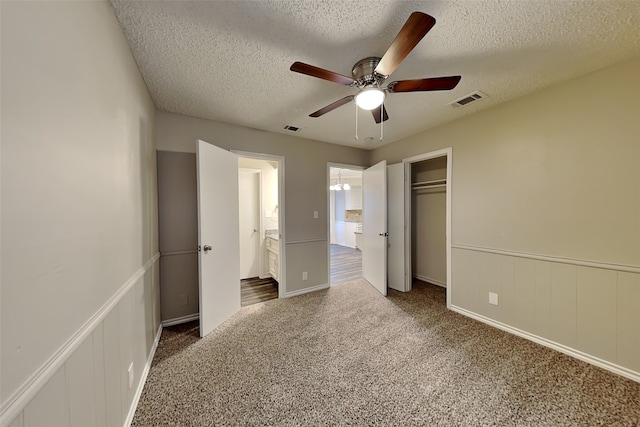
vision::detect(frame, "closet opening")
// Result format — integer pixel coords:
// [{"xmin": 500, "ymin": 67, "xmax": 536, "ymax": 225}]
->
[
  {"xmin": 327, "ymin": 164, "xmax": 364, "ymax": 285},
  {"xmin": 403, "ymin": 148, "xmax": 452, "ymax": 307}
]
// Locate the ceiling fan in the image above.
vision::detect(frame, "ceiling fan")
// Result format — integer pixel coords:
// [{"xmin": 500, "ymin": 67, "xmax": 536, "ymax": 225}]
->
[{"xmin": 290, "ymin": 12, "xmax": 461, "ymax": 124}]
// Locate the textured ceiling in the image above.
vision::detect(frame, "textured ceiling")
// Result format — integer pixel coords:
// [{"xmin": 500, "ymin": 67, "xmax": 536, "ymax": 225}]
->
[{"xmin": 110, "ymin": 0, "xmax": 640, "ymax": 150}]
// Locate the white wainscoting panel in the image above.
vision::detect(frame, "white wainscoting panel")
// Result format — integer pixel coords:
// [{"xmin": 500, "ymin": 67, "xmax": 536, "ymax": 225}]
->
[
  {"xmin": 533, "ymin": 260, "xmax": 552, "ymax": 338},
  {"xmin": 23, "ymin": 369, "xmax": 69, "ymax": 427},
  {"xmin": 451, "ymin": 245, "xmax": 640, "ymax": 382},
  {"xmin": 92, "ymin": 324, "xmax": 107, "ymax": 427},
  {"xmin": 2, "ymin": 257, "xmax": 162, "ymax": 427},
  {"xmin": 549, "ymin": 263, "xmax": 577, "ymax": 347},
  {"xmin": 66, "ymin": 337, "xmax": 96, "ymax": 427},
  {"xmin": 618, "ymin": 272, "xmax": 640, "ymax": 372},
  {"xmin": 7, "ymin": 413, "xmax": 22, "ymax": 427},
  {"xmin": 576, "ymin": 267, "xmax": 617, "ymax": 362},
  {"xmin": 103, "ymin": 308, "xmax": 124, "ymax": 427},
  {"xmin": 451, "ymin": 248, "xmax": 479, "ymax": 313},
  {"xmin": 477, "ymin": 251, "xmax": 501, "ymax": 320}
]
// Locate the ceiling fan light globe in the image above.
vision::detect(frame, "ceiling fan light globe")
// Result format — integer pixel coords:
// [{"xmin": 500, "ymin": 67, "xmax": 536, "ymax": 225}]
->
[{"xmin": 355, "ymin": 88, "xmax": 385, "ymax": 110}]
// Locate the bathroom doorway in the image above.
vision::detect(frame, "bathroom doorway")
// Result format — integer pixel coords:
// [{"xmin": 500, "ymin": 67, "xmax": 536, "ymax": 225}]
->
[{"xmin": 237, "ymin": 154, "xmax": 284, "ymax": 305}]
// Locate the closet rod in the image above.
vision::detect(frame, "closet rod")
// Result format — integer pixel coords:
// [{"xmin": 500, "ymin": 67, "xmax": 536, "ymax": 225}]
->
[
  {"xmin": 412, "ymin": 179, "xmax": 446, "ymax": 187},
  {"xmin": 413, "ymin": 183, "xmax": 446, "ymax": 190}
]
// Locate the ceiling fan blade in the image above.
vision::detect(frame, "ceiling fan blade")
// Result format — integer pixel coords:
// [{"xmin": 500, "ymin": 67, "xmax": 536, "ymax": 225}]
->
[
  {"xmin": 374, "ymin": 12, "xmax": 436, "ymax": 77},
  {"xmin": 371, "ymin": 104, "xmax": 389, "ymax": 124},
  {"xmin": 309, "ymin": 95, "xmax": 355, "ymax": 117},
  {"xmin": 290, "ymin": 62, "xmax": 357, "ymax": 86},
  {"xmin": 387, "ymin": 76, "xmax": 461, "ymax": 92}
]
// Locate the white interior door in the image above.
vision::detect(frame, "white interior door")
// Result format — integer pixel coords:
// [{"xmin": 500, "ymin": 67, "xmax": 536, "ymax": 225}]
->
[
  {"xmin": 363, "ymin": 160, "xmax": 387, "ymax": 295},
  {"xmin": 196, "ymin": 140, "xmax": 240, "ymax": 337},
  {"xmin": 238, "ymin": 169, "xmax": 260, "ymax": 279},
  {"xmin": 387, "ymin": 163, "xmax": 405, "ymax": 292}
]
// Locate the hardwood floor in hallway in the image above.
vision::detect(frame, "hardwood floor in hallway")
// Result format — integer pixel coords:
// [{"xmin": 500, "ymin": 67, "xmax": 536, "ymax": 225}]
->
[
  {"xmin": 330, "ymin": 244, "xmax": 362, "ymax": 285},
  {"xmin": 241, "ymin": 277, "xmax": 278, "ymax": 307}
]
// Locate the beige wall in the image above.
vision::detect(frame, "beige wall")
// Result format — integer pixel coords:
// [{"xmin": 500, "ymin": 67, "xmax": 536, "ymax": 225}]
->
[
  {"xmin": 372, "ymin": 58, "xmax": 640, "ymax": 266},
  {"xmin": 1, "ymin": 1, "xmax": 160, "ymax": 425},
  {"xmin": 156, "ymin": 111, "xmax": 369, "ymax": 292},
  {"xmin": 371, "ymin": 57, "xmax": 640, "ymax": 377}
]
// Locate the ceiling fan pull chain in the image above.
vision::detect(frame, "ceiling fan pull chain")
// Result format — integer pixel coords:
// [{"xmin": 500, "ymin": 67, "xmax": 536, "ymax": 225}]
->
[
  {"xmin": 354, "ymin": 102, "xmax": 359, "ymax": 140},
  {"xmin": 380, "ymin": 102, "xmax": 384, "ymax": 140}
]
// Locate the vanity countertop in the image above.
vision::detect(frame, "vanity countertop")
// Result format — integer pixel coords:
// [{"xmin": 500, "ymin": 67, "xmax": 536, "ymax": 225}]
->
[{"xmin": 265, "ymin": 229, "xmax": 279, "ymax": 240}]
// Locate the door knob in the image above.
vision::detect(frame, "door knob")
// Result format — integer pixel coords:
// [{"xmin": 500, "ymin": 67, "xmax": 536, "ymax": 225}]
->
[
  {"xmin": 379, "ymin": 232, "xmax": 389, "ymax": 237},
  {"xmin": 203, "ymin": 245, "xmax": 212, "ymax": 253}
]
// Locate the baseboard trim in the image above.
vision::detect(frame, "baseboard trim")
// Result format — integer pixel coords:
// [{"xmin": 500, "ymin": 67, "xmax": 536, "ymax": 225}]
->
[
  {"xmin": 284, "ymin": 283, "xmax": 329, "ymax": 298},
  {"xmin": 414, "ymin": 274, "xmax": 447, "ymax": 288},
  {"xmin": 124, "ymin": 324, "xmax": 163, "ymax": 427},
  {"xmin": 162, "ymin": 313, "xmax": 199, "ymax": 327},
  {"xmin": 0, "ymin": 253, "xmax": 161, "ymax": 426},
  {"xmin": 450, "ymin": 305, "xmax": 640, "ymax": 384}
]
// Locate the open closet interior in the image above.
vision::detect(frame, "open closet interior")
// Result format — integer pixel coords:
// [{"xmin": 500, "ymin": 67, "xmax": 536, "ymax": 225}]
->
[{"xmin": 411, "ymin": 156, "xmax": 447, "ymax": 288}]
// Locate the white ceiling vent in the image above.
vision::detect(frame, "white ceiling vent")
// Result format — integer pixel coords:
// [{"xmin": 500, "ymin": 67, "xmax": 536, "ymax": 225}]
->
[
  {"xmin": 283, "ymin": 124, "xmax": 301, "ymax": 132},
  {"xmin": 449, "ymin": 91, "xmax": 487, "ymax": 108}
]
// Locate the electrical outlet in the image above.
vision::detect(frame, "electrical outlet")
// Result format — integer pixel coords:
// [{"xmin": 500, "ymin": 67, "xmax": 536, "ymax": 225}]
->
[
  {"xmin": 128, "ymin": 363, "xmax": 134, "ymax": 390},
  {"xmin": 313, "ymin": 211, "xmax": 318, "ymax": 219},
  {"xmin": 302, "ymin": 271, "xmax": 308, "ymax": 280},
  {"xmin": 489, "ymin": 292, "xmax": 499, "ymax": 306}
]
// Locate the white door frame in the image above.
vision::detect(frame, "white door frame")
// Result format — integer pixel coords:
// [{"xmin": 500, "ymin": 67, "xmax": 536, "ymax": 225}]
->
[
  {"xmin": 326, "ymin": 162, "xmax": 364, "ymax": 285},
  {"xmin": 238, "ymin": 168, "xmax": 263, "ymax": 279},
  {"xmin": 234, "ymin": 150, "xmax": 286, "ymax": 297},
  {"xmin": 403, "ymin": 147, "xmax": 452, "ymax": 308}
]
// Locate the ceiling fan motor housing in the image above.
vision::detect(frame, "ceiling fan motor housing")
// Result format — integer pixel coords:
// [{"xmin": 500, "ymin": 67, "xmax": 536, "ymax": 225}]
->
[{"xmin": 352, "ymin": 57, "xmax": 386, "ymax": 87}]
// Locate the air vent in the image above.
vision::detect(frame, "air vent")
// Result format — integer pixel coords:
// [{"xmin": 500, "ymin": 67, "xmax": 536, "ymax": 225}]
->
[
  {"xmin": 283, "ymin": 124, "xmax": 301, "ymax": 132},
  {"xmin": 449, "ymin": 91, "xmax": 487, "ymax": 108}
]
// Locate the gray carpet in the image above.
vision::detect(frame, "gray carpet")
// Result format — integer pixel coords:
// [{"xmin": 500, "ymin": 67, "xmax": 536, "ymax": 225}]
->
[{"xmin": 133, "ymin": 279, "xmax": 640, "ymax": 426}]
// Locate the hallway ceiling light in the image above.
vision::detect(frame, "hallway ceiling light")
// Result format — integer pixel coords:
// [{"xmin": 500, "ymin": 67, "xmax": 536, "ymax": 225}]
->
[{"xmin": 330, "ymin": 169, "xmax": 350, "ymax": 191}]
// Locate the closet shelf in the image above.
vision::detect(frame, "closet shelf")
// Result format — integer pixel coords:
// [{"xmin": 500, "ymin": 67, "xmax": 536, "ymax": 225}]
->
[{"xmin": 412, "ymin": 179, "xmax": 446, "ymax": 191}]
